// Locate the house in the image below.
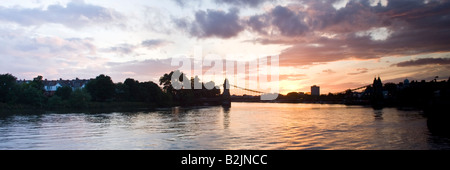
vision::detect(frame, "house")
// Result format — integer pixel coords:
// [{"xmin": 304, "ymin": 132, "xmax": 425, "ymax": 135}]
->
[
  {"xmin": 69, "ymin": 78, "xmax": 89, "ymax": 91},
  {"xmin": 43, "ymin": 78, "xmax": 89, "ymax": 96},
  {"xmin": 16, "ymin": 78, "xmax": 90, "ymax": 96},
  {"xmin": 44, "ymin": 80, "xmax": 63, "ymax": 96}
]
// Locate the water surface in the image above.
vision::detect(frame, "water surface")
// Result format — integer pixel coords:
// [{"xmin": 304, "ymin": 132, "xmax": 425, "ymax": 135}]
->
[{"xmin": 1, "ymin": 103, "xmax": 449, "ymax": 150}]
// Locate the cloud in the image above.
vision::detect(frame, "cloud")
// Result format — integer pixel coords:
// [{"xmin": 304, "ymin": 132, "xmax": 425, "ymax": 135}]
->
[
  {"xmin": 174, "ymin": 8, "xmax": 245, "ymax": 39},
  {"xmin": 247, "ymin": 15, "xmax": 271, "ymax": 35},
  {"xmin": 394, "ymin": 58, "xmax": 450, "ymax": 67},
  {"xmin": 322, "ymin": 69, "xmax": 336, "ymax": 74},
  {"xmin": 249, "ymin": 0, "xmax": 450, "ymax": 67},
  {"xmin": 348, "ymin": 68, "xmax": 369, "ymax": 75},
  {"xmin": 355, "ymin": 27, "xmax": 393, "ymax": 41},
  {"xmin": 141, "ymin": 39, "xmax": 171, "ymax": 49},
  {"xmin": 0, "ymin": 28, "xmax": 96, "ymax": 57},
  {"xmin": 173, "ymin": 0, "xmax": 188, "ymax": 7},
  {"xmin": 101, "ymin": 39, "xmax": 171, "ymax": 55},
  {"xmin": 247, "ymin": 1, "xmax": 382, "ymax": 37},
  {"xmin": 143, "ymin": 6, "xmax": 174, "ymax": 34},
  {"xmin": 0, "ymin": 31, "xmax": 105, "ymax": 80},
  {"xmin": 214, "ymin": 0, "xmax": 270, "ymax": 8},
  {"xmin": 171, "ymin": 0, "xmax": 203, "ymax": 7},
  {"xmin": 101, "ymin": 43, "xmax": 137, "ymax": 55},
  {"xmin": 246, "ymin": 5, "xmax": 309, "ymax": 37},
  {"xmin": 270, "ymin": 6, "xmax": 309, "ymax": 36},
  {"xmin": 0, "ymin": 0, "xmax": 123, "ymax": 29},
  {"xmin": 106, "ymin": 59, "xmax": 179, "ymax": 82},
  {"xmin": 278, "ymin": 73, "xmax": 307, "ymax": 81}
]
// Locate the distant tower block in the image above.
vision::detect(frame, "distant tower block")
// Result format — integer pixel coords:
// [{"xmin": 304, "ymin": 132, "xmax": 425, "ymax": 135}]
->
[{"xmin": 311, "ymin": 85, "xmax": 320, "ymax": 96}]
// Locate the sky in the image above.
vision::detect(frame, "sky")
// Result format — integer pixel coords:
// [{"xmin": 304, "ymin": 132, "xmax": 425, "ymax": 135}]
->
[{"xmin": 0, "ymin": 0, "xmax": 449, "ymax": 94}]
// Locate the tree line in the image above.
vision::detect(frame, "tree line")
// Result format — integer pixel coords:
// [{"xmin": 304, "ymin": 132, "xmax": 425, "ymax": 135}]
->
[
  {"xmin": 276, "ymin": 77, "xmax": 450, "ymax": 108},
  {"xmin": 0, "ymin": 70, "xmax": 222, "ymax": 110}
]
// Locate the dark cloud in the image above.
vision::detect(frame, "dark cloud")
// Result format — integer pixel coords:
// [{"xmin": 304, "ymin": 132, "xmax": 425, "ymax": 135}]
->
[
  {"xmin": 394, "ymin": 58, "xmax": 450, "ymax": 67},
  {"xmin": 271, "ymin": 6, "xmax": 309, "ymax": 36},
  {"xmin": 214, "ymin": 0, "xmax": 269, "ymax": 7},
  {"xmin": 246, "ymin": 5, "xmax": 309, "ymax": 36},
  {"xmin": 317, "ymin": 1, "xmax": 384, "ymax": 33},
  {"xmin": 263, "ymin": 0, "xmax": 450, "ymax": 66},
  {"xmin": 0, "ymin": 0, "xmax": 123, "ymax": 28},
  {"xmin": 247, "ymin": 15, "xmax": 271, "ymax": 35},
  {"xmin": 175, "ymin": 8, "xmax": 245, "ymax": 39},
  {"xmin": 245, "ymin": 1, "xmax": 380, "ymax": 37}
]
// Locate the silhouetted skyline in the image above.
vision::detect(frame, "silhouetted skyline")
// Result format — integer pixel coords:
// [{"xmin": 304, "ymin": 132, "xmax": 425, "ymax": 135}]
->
[{"xmin": 0, "ymin": 0, "xmax": 449, "ymax": 94}]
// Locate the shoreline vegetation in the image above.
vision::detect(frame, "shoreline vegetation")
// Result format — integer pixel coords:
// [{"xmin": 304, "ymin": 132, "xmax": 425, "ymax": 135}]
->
[
  {"xmin": 0, "ymin": 70, "xmax": 224, "ymax": 113},
  {"xmin": 1, "ymin": 71, "xmax": 450, "ymax": 115}
]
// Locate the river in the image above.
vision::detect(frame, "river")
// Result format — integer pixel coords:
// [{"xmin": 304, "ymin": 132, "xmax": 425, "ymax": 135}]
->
[{"xmin": 1, "ymin": 102, "xmax": 449, "ymax": 150}]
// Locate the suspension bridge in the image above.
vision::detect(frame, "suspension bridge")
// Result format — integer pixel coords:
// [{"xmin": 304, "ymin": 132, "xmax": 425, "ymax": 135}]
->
[
  {"xmin": 188, "ymin": 79, "xmax": 374, "ymax": 106},
  {"xmin": 228, "ymin": 84, "xmax": 266, "ymax": 95},
  {"xmin": 188, "ymin": 77, "xmax": 375, "ymax": 103},
  {"xmin": 225, "ymin": 83, "xmax": 372, "ymax": 96},
  {"xmin": 331, "ymin": 85, "xmax": 372, "ymax": 95}
]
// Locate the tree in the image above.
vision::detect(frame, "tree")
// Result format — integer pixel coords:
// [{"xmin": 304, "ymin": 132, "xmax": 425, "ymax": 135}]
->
[
  {"xmin": 114, "ymin": 82, "xmax": 129, "ymax": 102},
  {"xmin": 47, "ymin": 95, "xmax": 64, "ymax": 108},
  {"xmin": 286, "ymin": 92, "xmax": 300, "ymax": 100},
  {"xmin": 383, "ymin": 83, "xmax": 398, "ymax": 99},
  {"xmin": 55, "ymin": 86, "xmax": 72, "ymax": 100},
  {"xmin": 86, "ymin": 74, "xmax": 115, "ymax": 102},
  {"xmin": 191, "ymin": 76, "xmax": 201, "ymax": 90},
  {"xmin": 140, "ymin": 81, "xmax": 165, "ymax": 103},
  {"xmin": 159, "ymin": 72, "xmax": 174, "ymax": 93},
  {"xmin": 0, "ymin": 74, "xmax": 17, "ymax": 103},
  {"xmin": 17, "ymin": 84, "xmax": 46, "ymax": 108},
  {"xmin": 124, "ymin": 78, "xmax": 140, "ymax": 101},
  {"xmin": 69, "ymin": 89, "xmax": 91, "ymax": 108},
  {"xmin": 159, "ymin": 70, "xmax": 189, "ymax": 93},
  {"xmin": 31, "ymin": 75, "xmax": 44, "ymax": 91}
]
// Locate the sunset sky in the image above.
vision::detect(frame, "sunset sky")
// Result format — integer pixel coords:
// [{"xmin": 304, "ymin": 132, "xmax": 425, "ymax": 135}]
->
[{"xmin": 1, "ymin": 0, "xmax": 449, "ymax": 94}]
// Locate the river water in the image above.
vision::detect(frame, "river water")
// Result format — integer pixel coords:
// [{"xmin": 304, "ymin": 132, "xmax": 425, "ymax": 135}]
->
[{"xmin": 1, "ymin": 102, "xmax": 449, "ymax": 150}]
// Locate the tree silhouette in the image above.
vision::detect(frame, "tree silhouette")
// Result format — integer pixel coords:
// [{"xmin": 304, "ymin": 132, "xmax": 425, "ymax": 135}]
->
[
  {"xmin": 0, "ymin": 74, "xmax": 17, "ymax": 103},
  {"xmin": 55, "ymin": 86, "xmax": 72, "ymax": 100},
  {"xmin": 86, "ymin": 74, "xmax": 115, "ymax": 102}
]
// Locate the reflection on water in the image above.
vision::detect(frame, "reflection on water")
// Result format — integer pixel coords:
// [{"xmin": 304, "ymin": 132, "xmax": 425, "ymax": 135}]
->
[
  {"xmin": 222, "ymin": 106, "xmax": 230, "ymax": 129},
  {"xmin": 0, "ymin": 102, "xmax": 450, "ymax": 150},
  {"xmin": 373, "ymin": 109, "xmax": 383, "ymax": 120}
]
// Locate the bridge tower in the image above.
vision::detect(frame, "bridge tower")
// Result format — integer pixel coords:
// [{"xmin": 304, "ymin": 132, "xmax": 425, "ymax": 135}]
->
[{"xmin": 222, "ymin": 79, "xmax": 231, "ymax": 107}]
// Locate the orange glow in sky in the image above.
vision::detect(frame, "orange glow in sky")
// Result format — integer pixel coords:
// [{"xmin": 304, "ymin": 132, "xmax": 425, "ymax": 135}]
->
[{"xmin": 0, "ymin": 0, "xmax": 449, "ymax": 94}]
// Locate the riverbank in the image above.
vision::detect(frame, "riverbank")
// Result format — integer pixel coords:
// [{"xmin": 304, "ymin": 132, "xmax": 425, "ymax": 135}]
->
[
  {"xmin": 0, "ymin": 99, "xmax": 231, "ymax": 115},
  {"xmin": 0, "ymin": 102, "xmax": 157, "ymax": 114}
]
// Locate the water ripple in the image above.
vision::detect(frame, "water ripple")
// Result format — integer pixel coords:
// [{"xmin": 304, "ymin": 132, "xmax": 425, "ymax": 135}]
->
[{"xmin": 0, "ymin": 103, "xmax": 449, "ymax": 150}]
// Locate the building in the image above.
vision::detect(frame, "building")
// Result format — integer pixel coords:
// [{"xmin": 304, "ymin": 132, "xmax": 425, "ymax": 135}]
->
[
  {"xmin": 311, "ymin": 85, "xmax": 320, "ymax": 96},
  {"xmin": 372, "ymin": 76, "xmax": 384, "ymax": 101},
  {"xmin": 17, "ymin": 78, "xmax": 90, "ymax": 96},
  {"xmin": 404, "ymin": 78, "xmax": 410, "ymax": 87},
  {"xmin": 44, "ymin": 78, "xmax": 89, "ymax": 96}
]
